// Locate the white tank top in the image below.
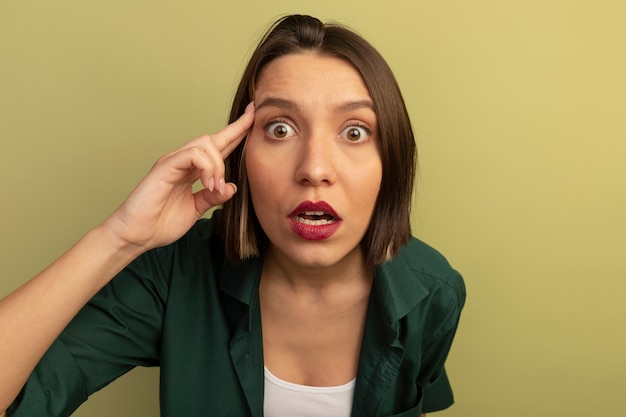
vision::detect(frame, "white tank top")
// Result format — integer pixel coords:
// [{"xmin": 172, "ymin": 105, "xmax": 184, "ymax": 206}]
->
[{"xmin": 263, "ymin": 366, "xmax": 356, "ymax": 417}]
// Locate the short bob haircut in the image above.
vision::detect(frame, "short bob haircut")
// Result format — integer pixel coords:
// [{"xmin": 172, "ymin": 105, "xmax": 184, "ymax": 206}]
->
[{"xmin": 218, "ymin": 14, "xmax": 416, "ymax": 268}]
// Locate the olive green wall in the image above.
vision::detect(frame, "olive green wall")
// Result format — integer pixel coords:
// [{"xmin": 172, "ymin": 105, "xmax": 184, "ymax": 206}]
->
[{"xmin": 1, "ymin": 1, "xmax": 625, "ymax": 416}]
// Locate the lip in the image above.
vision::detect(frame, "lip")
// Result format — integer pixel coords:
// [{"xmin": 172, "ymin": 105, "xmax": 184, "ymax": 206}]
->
[{"xmin": 288, "ymin": 200, "xmax": 342, "ymax": 241}]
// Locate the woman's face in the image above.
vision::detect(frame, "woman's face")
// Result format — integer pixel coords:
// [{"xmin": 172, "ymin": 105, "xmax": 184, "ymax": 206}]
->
[{"xmin": 245, "ymin": 52, "xmax": 383, "ymax": 270}]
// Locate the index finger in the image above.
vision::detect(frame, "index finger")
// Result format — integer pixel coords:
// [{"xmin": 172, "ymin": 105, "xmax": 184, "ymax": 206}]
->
[{"xmin": 212, "ymin": 101, "xmax": 256, "ymax": 158}]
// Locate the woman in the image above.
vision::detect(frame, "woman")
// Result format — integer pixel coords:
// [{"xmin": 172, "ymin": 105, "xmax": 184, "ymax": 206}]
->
[{"xmin": 1, "ymin": 15, "xmax": 465, "ymax": 417}]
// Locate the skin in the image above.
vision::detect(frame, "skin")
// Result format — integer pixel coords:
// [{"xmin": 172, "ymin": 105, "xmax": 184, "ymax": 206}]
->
[
  {"xmin": 247, "ymin": 52, "xmax": 383, "ymax": 274},
  {"xmin": 248, "ymin": 53, "xmax": 382, "ymax": 387}
]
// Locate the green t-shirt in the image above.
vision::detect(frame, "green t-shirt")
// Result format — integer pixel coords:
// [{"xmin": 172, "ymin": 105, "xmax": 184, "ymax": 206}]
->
[{"xmin": 9, "ymin": 214, "xmax": 465, "ymax": 416}]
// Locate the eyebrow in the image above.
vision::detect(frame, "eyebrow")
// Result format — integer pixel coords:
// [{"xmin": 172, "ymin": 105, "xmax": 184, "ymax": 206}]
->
[{"xmin": 255, "ymin": 96, "xmax": 375, "ymax": 114}]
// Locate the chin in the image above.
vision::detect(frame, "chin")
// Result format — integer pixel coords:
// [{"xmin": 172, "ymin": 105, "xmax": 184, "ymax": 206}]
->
[
  {"xmin": 273, "ymin": 241, "xmax": 363, "ymax": 271},
  {"xmin": 284, "ymin": 252, "xmax": 342, "ymax": 269}
]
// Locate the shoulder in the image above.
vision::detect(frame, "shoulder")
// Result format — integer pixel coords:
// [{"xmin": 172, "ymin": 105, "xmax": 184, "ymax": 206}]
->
[
  {"xmin": 128, "ymin": 215, "xmax": 224, "ymax": 280},
  {"xmin": 378, "ymin": 237, "xmax": 466, "ymax": 322},
  {"xmin": 396, "ymin": 236, "xmax": 465, "ymax": 302},
  {"xmin": 153, "ymin": 214, "xmax": 221, "ymax": 256}
]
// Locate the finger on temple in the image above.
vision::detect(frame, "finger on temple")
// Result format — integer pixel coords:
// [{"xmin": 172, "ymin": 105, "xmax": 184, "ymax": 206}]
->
[{"xmin": 213, "ymin": 102, "xmax": 255, "ymax": 157}]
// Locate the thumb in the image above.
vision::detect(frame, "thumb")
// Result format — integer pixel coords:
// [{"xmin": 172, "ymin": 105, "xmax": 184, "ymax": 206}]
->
[{"xmin": 193, "ymin": 183, "xmax": 238, "ymax": 216}]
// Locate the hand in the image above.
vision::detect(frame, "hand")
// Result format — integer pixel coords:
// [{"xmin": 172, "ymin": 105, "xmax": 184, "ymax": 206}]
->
[{"xmin": 102, "ymin": 102, "xmax": 255, "ymax": 253}]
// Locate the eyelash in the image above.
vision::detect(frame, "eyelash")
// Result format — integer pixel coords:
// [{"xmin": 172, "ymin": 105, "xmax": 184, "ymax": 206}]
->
[
  {"xmin": 341, "ymin": 122, "xmax": 373, "ymax": 143},
  {"xmin": 263, "ymin": 119, "xmax": 373, "ymax": 142},
  {"xmin": 264, "ymin": 118, "xmax": 295, "ymax": 140}
]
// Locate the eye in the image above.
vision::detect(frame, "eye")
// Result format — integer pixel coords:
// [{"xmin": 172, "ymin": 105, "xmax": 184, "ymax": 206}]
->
[
  {"xmin": 340, "ymin": 124, "xmax": 371, "ymax": 142},
  {"xmin": 266, "ymin": 121, "xmax": 296, "ymax": 140}
]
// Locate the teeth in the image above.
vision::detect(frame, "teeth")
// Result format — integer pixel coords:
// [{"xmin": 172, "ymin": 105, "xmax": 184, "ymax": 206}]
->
[
  {"xmin": 303, "ymin": 211, "xmax": 325, "ymax": 216},
  {"xmin": 296, "ymin": 216, "xmax": 335, "ymax": 226}
]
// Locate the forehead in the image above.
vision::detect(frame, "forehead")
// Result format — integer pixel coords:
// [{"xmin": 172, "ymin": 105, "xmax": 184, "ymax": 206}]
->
[{"xmin": 254, "ymin": 53, "xmax": 372, "ymax": 105}]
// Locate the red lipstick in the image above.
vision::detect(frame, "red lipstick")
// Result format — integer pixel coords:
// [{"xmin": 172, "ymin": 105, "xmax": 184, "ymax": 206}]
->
[{"xmin": 288, "ymin": 201, "xmax": 342, "ymax": 241}]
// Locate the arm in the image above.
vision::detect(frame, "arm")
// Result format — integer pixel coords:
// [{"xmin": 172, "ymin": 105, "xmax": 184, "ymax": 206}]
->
[
  {"xmin": 0, "ymin": 223, "xmax": 144, "ymax": 413},
  {"xmin": 0, "ymin": 103, "xmax": 255, "ymax": 413}
]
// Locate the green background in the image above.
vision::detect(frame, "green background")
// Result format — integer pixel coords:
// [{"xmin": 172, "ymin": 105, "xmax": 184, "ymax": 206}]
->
[{"xmin": 1, "ymin": 1, "xmax": 625, "ymax": 416}]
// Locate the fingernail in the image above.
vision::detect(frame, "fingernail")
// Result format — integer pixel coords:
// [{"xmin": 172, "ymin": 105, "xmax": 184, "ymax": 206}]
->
[
  {"xmin": 218, "ymin": 178, "xmax": 225, "ymax": 195},
  {"xmin": 244, "ymin": 101, "xmax": 255, "ymax": 113},
  {"xmin": 208, "ymin": 177, "xmax": 215, "ymax": 192}
]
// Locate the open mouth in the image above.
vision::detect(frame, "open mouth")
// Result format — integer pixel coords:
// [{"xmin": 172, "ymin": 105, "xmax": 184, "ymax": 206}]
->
[
  {"xmin": 288, "ymin": 201, "xmax": 342, "ymax": 240},
  {"xmin": 295, "ymin": 211, "xmax": 337, "ymax": 226}
]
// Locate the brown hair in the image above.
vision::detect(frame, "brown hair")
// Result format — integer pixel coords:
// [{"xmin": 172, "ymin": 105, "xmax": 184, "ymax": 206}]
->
[{"xmin": 218, "ymin": 14, "xmax": 416, "ymax": 267}]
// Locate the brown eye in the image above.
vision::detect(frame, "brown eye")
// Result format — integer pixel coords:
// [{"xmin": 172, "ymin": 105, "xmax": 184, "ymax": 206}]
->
[
  {"xmin": 346, "ymin": 128, "xmax": 361, "ymax": 141},
  {"xmin": 274, "ymin": 125, "xmax": 288, "ymax": 138},
  {"xmin": 267, "ymin": 122, "xmax": 295, "ymax": 139},
  {"xmin": 340, "ymin": 125, "xmax": 370, "ymax": 142}
]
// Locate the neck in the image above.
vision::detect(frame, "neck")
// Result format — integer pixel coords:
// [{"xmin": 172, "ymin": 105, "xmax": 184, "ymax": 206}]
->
[{"xmin": 261, "ymin": 245, "xmax": 373, "ymax": 298}]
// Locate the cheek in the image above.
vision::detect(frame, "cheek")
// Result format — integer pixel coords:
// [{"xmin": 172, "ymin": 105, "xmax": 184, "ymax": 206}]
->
[
  {"xmin": 349, "ymin": 155, "xmax": 382, "ymax": 198},
  {"xmin": 355, "ymin": 164, "xmax": 383, "ymax": 220}
]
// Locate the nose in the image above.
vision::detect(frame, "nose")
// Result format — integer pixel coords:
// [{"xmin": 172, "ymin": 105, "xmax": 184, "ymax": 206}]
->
[{"xmin": 293, "ymin": 132, "xmax": 337, "ymax": 186}]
